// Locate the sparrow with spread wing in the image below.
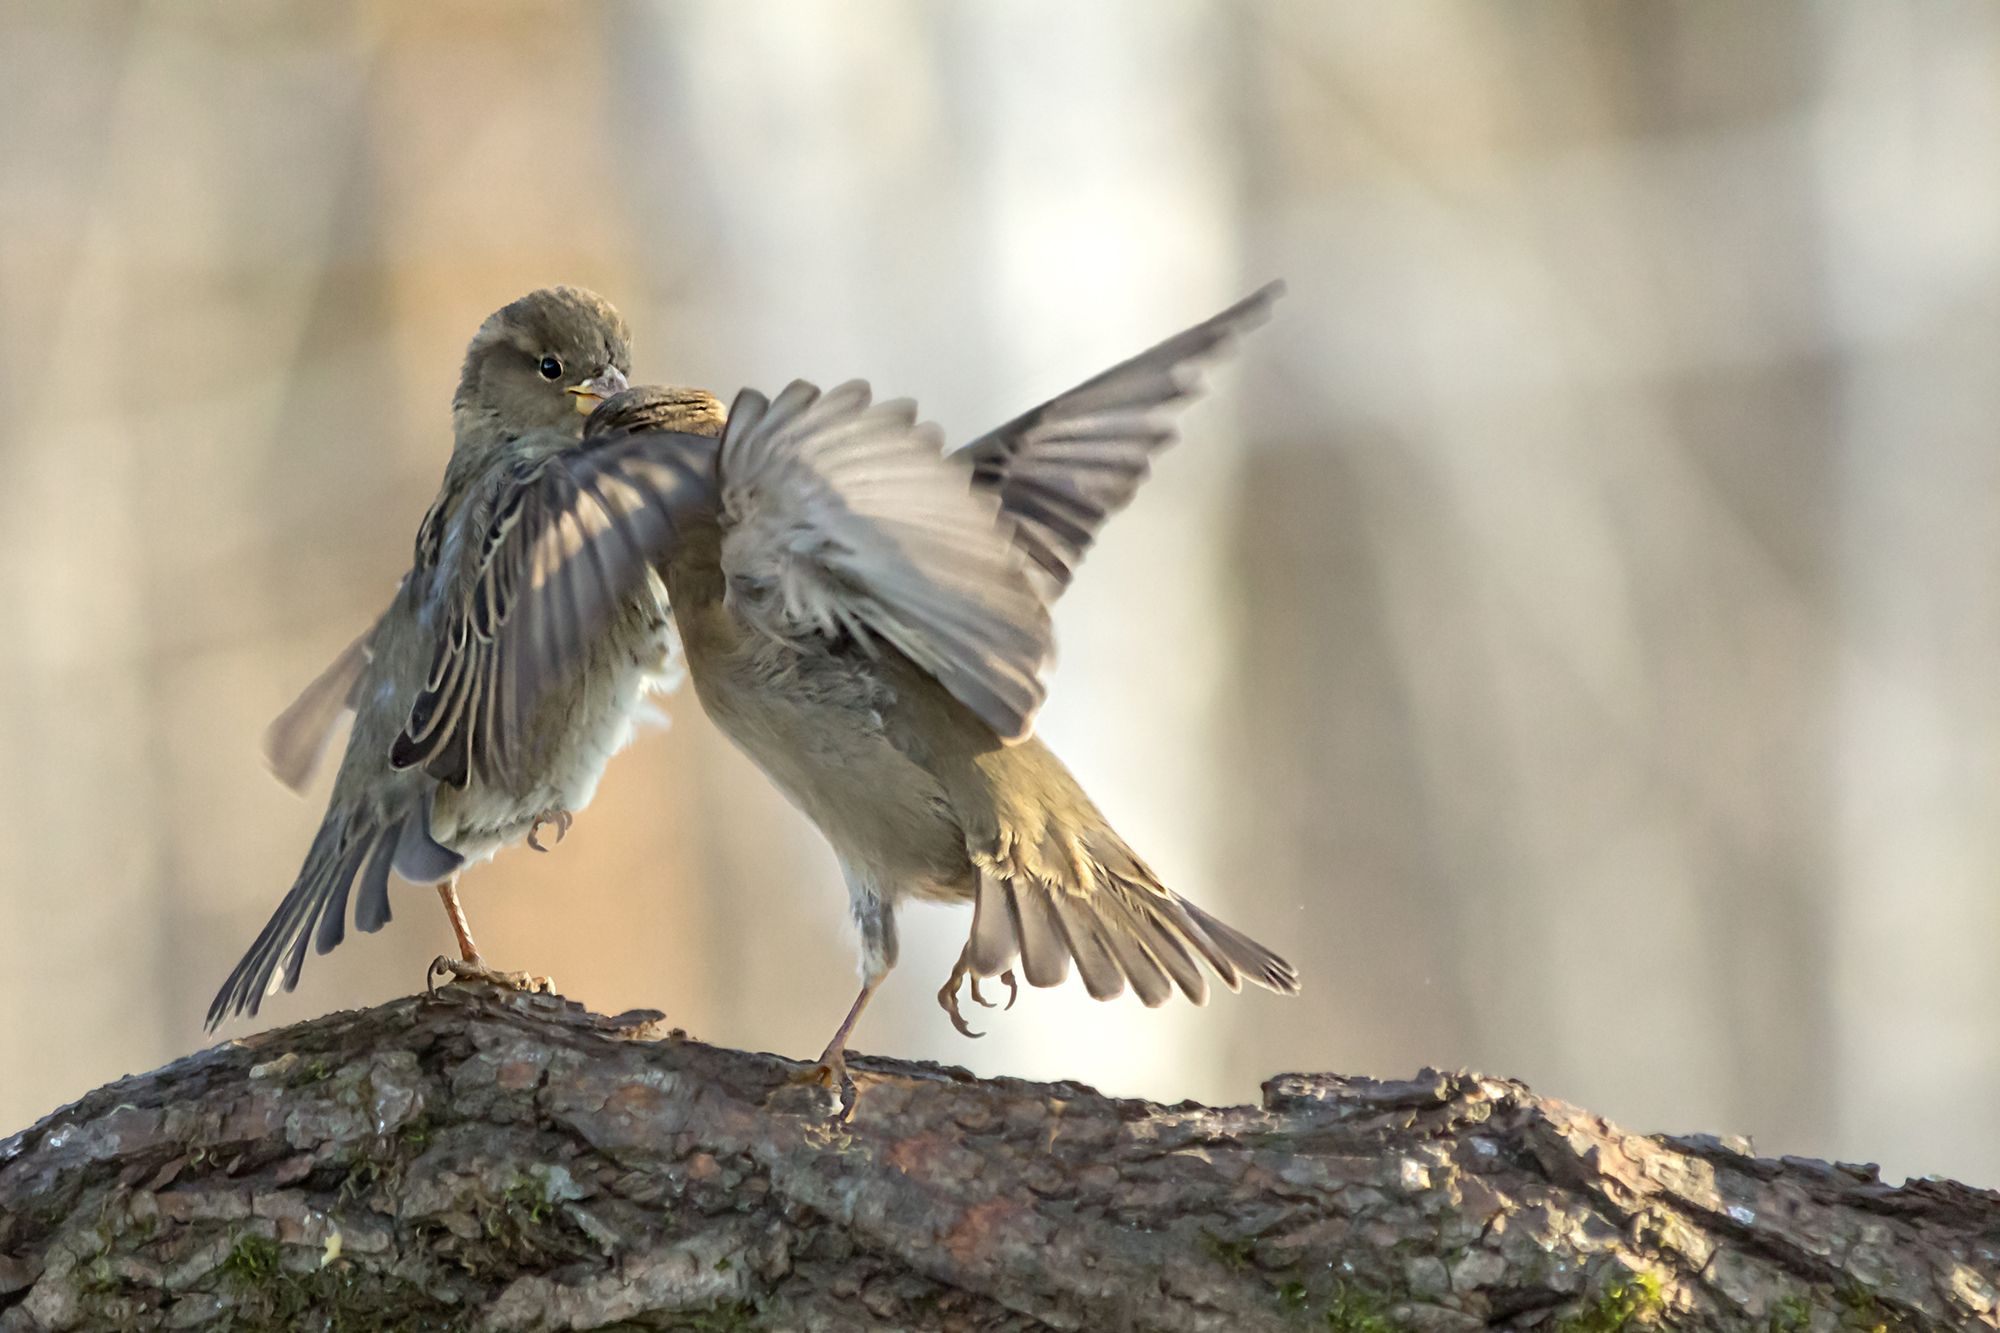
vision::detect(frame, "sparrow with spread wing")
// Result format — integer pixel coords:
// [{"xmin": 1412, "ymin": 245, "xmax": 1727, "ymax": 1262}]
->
[{"xmin": 600, "ymin": 282, "xmax": 1299, "ymax": 1091}]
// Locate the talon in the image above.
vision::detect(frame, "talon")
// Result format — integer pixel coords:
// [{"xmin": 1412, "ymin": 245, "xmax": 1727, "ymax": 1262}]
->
[
  {"xmin": 789, "ymin": 1061, "xmax": 835, "ymax": 1089},
  {"xmin": 939, "ymin": 954, "xmax": 1014, "ymax": 1040},
  {"xmin": 939, "ymin": 970, "xmax": 984, "ymax": 1040},
  {"xmin": 429, "ymin": 955, "xmax": 556, "ymax": 997},
  {"xmin": 527, "ymin": 808, "xmax": 573, "ymax": 853},
  {"xmin": 788, "ymin": 1057, "xmax": 857, "ymax": 1120}
]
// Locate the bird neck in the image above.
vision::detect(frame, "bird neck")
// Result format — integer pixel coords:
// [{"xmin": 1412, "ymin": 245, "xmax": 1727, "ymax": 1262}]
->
[{"xmin": 450, "ymin": 402, "xmax": 516, "ymax": 458}]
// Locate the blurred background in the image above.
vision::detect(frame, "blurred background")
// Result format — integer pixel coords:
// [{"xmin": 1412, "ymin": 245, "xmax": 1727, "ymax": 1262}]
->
[{"xmin": 4, "ymin": 0, "xmax": 1999, "ymax": 1188}]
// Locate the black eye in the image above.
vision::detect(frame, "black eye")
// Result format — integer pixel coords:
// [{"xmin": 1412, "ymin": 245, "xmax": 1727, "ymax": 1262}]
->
[{"xmin": 537, "ymin": 355, "xmax": 563, "ymax": 381}]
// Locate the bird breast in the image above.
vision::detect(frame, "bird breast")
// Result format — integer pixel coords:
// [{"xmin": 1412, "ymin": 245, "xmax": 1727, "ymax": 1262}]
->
[{"xmin": 681, "ymin": 602, "xmax": 974, "ymax": 901}]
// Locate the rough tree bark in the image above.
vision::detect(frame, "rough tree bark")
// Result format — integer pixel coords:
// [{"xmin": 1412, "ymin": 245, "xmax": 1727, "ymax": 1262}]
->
[{"xmin": 1, "ymin": 986, "xmax": 1995, "ymax": 1332}]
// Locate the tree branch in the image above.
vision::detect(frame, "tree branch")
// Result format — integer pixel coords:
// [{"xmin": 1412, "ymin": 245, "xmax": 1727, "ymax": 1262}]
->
[{"xmin": 1, "ymin": 986, "xmax": 1993, "ymax": 1331}]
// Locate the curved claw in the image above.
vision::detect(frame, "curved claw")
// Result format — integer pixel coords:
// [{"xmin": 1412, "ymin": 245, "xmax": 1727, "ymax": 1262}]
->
[
  {"xmin": 428, "ymin": 954, "xmax": 556, "ymax": 997},
  {"xmin": 939, "ymin": 970, "xmax": 985, "ymax": 1040},
  {"xmin": 527, "ymin": 808, "xmax": 573, "ymax": 854},
  {"xmin": 939, "ymin": 955, "xmax": 1021, "ymax": 1039},
  {"xmin": 789, "ymin": 1056, "xmax": 857, "ymax": 1121}
]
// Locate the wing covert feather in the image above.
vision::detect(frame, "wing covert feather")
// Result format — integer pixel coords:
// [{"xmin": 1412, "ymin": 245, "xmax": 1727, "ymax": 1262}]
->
[
  {"xmin": 716, "ymin": 380, "xmax": 1053, "ymax": 741},
  {"xmin": 957, "ymin": 281, "xmax": 1284, "ymax": 592},
  {"xmin": 390, "ymin": 426, "xmax": 721, "ymax": 785}
]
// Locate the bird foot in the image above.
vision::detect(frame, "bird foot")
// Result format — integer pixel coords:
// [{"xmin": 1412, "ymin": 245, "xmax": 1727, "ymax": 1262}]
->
[
  {"xmin": 527, "ymin": 807, "xmax": 573, "ymax": 853},
  {"xmin": 427, "ymin": 954, "xmax": 555, "ymax": 997},
  {"xmin": 787, "ymin": 1051, "xmax": 857, "ymax": 1121},
  {"xmin": 937, "ymin": 957, "xmax": 1019, "ymax": 1039}
]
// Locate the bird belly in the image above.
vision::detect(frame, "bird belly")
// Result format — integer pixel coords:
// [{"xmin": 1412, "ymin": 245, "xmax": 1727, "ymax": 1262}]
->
[{"xmin": 693, "ymin": 637, "xmax": 973, "ymax": 902}]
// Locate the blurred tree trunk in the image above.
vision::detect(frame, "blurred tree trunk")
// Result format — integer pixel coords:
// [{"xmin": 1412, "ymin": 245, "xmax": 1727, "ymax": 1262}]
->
[
  {"xmin": 1227, "ymin": 0, "xmax": 1844, "ymax": 1158},
  {"xmin": 3, "ymin": 988, "xmax": 1995, "ymax": 1332}
]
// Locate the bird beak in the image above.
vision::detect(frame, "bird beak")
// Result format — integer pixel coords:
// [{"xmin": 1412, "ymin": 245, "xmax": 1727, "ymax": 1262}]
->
[{"xmin": 567, "ymin": 366, "xmax": 629, "ymax": 414}]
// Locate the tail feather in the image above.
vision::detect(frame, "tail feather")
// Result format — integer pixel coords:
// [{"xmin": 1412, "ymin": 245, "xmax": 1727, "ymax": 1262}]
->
[
  {"xmin": 207, "ymin": 801, "xmax": 462, "ymax": 1030},
  {"xmin": 1048, "ymin": 892, "xmax": 1126, "ymax": 1001},
  {"xmin": 308, "ymin": 836, "xmax": 368, "ymax": 957},
  {"xmin": 1006, "ymin": 879, "xmax": 1072, "ymax": 988},
  {"xmin": 1093, "ymin": 885, "xmax": 1211, "ymax": 1005},
  {"xmin": 966, "ymin": 837, "xmax": 1299, "ymax": 1010},
  {"xmin": 967, "ymin": 869, "xmax": 1016, "ymax": 978},
  {"xmin": 1083, "ymin": 893, "xmax": 1176, "ymax": 1007},
  {"xmin": 1152, "ymin": 892, "xmax": 1249, "ymax": 992},
  {"xmin": 347, "ymin": 836, "xmax": 400, "ymax": 946},
  {"xmin": 1179, "ymin": 897, "xmax": 1302, "ymax": 995},
  {"xmin": 394, "ymin": 789, "xmax": 462, "ymax": 885}
]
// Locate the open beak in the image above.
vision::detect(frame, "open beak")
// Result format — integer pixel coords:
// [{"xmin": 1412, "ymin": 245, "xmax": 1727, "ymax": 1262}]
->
[{"xmin": 567, "ymin": 366, "xmax": 629, "ymax": 414}]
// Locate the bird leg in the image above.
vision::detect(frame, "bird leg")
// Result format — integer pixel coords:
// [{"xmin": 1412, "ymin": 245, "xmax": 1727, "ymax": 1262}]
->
[
  {"xmin": 937, "ymin": 949, "xmax": 1020, "ymax": 1038},
  {"xmin": 791, "ymin": 977, "xmax": 881, "ymax": 1114},
  {"xmin": 437, "ymin": 875, "xmax": 480, "ymax": 963},
  {"xmin": 527, "ymin": 807, "xmax": 573, "ymax": 853},
  {"xmin": 426, "ymin": 875, "xmax": 555, "ymax": 996},
  {"xmin": 789, "ymin": 882, "xmax": 895, "ymax": 1113}
]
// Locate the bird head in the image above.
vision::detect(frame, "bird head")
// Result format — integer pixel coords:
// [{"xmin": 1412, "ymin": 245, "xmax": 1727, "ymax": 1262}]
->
[
  {"xmin": 452, "ymin": 286, "xmax": 632, "ymax": 444},
  {"xmin": 584, "ymin": 385, "xmax": 727, "ymax": 440}
]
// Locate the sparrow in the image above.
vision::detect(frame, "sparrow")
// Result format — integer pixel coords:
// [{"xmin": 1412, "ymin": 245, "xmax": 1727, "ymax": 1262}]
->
[
  {"xmin": 602, "ymin": 282, "xmax": 1300, "ymax": 1090},
  {"xmin": 209, "ymin": 287, "xmax": 696, "ymax": 1026}
]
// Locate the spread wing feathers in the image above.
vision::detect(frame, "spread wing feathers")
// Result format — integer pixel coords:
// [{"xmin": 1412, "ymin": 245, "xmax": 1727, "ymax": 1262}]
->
[
  {"xmin": 206, "ymin": 791, "xmax": 462, "ymax": 1029},
  {"xmin": 389, "ymin": 429, "xmax": 720, "ymax": 787},
  {"xmin": 263, "ymin": 610, "xmax": 388, "ymax": 793},
  {"xmin": 954, "ymin": 281, "xmax": 1284, "ymax": 592},
  {"xmin": 966, "ymin": 828, "xmax": 1300, "ymax": 1007},
  {"xmin": 719, "ymin": 380, "xmax": 1053, "ymax": 742}
]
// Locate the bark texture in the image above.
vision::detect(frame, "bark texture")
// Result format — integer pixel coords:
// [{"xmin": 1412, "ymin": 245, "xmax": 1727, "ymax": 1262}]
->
[{"xmin": 1, "ymin": 986, "xmax": 1995, "ymax": 1332}]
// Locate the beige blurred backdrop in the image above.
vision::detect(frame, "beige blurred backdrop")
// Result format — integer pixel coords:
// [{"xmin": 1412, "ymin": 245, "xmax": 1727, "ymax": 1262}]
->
[{"xmin": 5, "ymin": 0, "xmax": 2000, "ymax": 1188}]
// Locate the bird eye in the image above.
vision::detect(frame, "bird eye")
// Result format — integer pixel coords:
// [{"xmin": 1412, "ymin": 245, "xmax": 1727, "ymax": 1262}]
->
[{"xmin": 538, "ymin": 355, "xmax": 563, "ymax": 381}]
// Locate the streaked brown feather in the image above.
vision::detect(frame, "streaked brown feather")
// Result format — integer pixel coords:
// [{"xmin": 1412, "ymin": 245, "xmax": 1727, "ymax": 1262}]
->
[{"xmin": 389, "ymin": 422, "xmax": 722, "ymax": 787}]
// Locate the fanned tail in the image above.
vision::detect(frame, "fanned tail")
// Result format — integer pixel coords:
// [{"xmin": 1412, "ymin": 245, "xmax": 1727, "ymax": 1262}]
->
[
  {"xmin": 206, "ymin": 793, "xmax": 461, "ymax": 1029},
  {"xmin": 967, "ymin": 827, "xmax": 1299, "ymax": 1007}
]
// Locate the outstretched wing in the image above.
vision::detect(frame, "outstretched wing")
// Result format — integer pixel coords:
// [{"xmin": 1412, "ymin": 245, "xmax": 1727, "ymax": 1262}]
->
[
  {"xmin": 262, "ymin": 592, "xmax": 398, "ymax": 793},
  {"xmin": 957, "ymin": 281, "xmax": 1284, "ymax": 592},
  {"xmin": 719, "ymin": 380, "xmax": 1053, "ymax": 742},
  {"xmin": 390, "ymin": 425, "xmax": 722, "ymax": 787}
]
